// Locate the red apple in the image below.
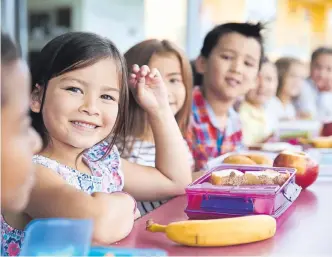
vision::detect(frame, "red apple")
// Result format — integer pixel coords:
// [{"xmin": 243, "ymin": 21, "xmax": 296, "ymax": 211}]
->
[
  {"xmin": 273, "ymin": 150, "xmax": 319, "ymax": 189},
  {"xmin": 321, "ymin": 122, "xmax": 332, "ymax": 137}
]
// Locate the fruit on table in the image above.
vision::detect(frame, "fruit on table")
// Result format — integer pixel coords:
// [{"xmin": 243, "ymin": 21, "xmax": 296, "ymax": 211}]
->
[
  {"xmin": 321, "ymin": 122, "xmax": 332, "ymax": 137},
  {"xmin": 310, "ymin": 136, "xmax": 332, "ymax": 148},
  {"xmin": 273, "ymin": 150, "xmax": 319, "ymax": 189},
  {"xmin": 146, "ymin": 215, "xmax": 276, "ymax": 247}
]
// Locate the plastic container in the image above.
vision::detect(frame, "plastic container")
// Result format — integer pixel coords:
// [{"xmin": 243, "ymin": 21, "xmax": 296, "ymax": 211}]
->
[
  {"xmin": 185, "ymin": 165, "xmax": 301, "ymax": 220},
  {"xmin": 89, "ymin": 247, "xmax": 167, "ymax": 256},
  {"xmin": 20, "ymin": 218, "xmax": 93, "ymax": 256}
]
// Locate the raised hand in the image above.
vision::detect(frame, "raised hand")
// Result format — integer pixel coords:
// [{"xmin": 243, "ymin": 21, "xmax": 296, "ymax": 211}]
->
[{"xmin": 128, "ymin": 64, "xmax": 170, "ymax": 117}]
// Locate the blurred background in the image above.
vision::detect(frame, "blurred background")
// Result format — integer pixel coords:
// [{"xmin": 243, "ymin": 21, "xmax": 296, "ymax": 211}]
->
[{"xmin": 1, "ymin": 0, "xmax": 332, "ymax": 67}]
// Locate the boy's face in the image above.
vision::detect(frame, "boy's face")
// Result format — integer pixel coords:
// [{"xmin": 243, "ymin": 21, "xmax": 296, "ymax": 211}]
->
[
  {"xmin": 311, "ymin": 53, "xmax": 332, "ymax": 91},
  {"xmin": 1, "ymin": 60, "xmax": 42, "ymax": 212},
  {"xmin": 198, "ymin": 32, "xmax": 261, "ymax": 101}
]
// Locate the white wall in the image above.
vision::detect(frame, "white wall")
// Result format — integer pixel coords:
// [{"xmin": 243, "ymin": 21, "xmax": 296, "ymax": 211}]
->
[
  {"xmin": 81, "ymin": 0, "xmax": 145, "ymax": 53},
  {"xmin": 144, "ymin": 0, "xmax": 187, "ymax": 50}
]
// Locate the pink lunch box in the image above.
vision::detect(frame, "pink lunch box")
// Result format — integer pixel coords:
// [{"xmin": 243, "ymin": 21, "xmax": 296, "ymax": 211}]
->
[{"xmin": 185, "ymin": 164, "xmax": 301, "ymax": 219}]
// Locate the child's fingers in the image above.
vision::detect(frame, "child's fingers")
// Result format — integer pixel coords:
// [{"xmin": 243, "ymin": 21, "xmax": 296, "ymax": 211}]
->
[
  {"xmin": 129, "ymin": 78, "xmax": 137, "ymax": 88},
  {"xmin": 132, "ymin": 64, "xmax": 140, "ymax": 74},
  {"xmin": 129, "ymin": 73, "xmax": 137, "ymax": 79},
  {"xmin": 148, "ymin": 68, "xmax": 163, "ymax": 85},
  {"xmin": 140, "ymin": 65, "xmax": 150, "ymax": 77},
  {"xmin": 136, "ymin": 75, "xmax": 145, "ymax": 99},
  {"xmin": 148, "ymin": 68, "xmax": 161, "ymax": 79},
  {"xmin": 128, "ymin": 73, "xmax": 137, "ymax": 89}
]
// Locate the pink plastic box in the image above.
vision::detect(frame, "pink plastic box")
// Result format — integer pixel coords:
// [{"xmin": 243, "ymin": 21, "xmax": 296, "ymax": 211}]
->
[{"xmin": 185, "ymin": 165, "xmax": 301, "ymax": 219}]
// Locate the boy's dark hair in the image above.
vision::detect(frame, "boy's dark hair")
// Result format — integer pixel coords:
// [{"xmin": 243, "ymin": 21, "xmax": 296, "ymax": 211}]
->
[
  {"xmin": 30, "ymin": 32, "xmax": 129, "ymax": 160},
  {"xmin": 311, "ymin": 47, "xmax": 332, "ymax": 64},
  {"xmin": 200, "ymin": 22, "xmax": 265, "ymax": 68},
  {"xmin": 1, "ymin": 32, "xmax": 21, "ymax": 106}
]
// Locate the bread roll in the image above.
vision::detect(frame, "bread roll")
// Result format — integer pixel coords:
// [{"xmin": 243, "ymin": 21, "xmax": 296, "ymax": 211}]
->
[
  {"xmin": 223, "ymin": 155, "xmax": 256, "ymax": 165},
  {"xmin": 245, "ymin": 154, "xmax": 273, "ymax": 166}
]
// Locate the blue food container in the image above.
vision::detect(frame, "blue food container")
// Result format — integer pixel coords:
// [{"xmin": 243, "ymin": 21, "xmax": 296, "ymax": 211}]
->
[
  {"xmin": 88, "ymin": 246, "xmax": 167, "ymax": 256},
  {"xmin": 20, "ymin": 218, "xmax": 93, "ymax": 256}
]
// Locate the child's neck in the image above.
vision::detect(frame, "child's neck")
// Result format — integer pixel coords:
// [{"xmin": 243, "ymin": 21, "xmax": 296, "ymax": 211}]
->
[
  {"xmin": 247, "ymin": 99, "xmax": 263, "ymax": 109},
  {"xmin": 278, "ymin": 93, "xmax": 291, "ymax": 106},
  {"xmin": 202, "ymin": 86, "xmax": 233, "ymax": 117},
  {"xmin": 40, "ymin": 138, "xmax": 90, "ymax": 174},
  {"xmin": 202, "ymin": 86, "xmax": 234, "ymax": 130}
]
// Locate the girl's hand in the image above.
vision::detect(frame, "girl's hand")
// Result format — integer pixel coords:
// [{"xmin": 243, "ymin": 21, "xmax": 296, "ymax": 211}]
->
[{"xmin": 129, "ymin": 64, "xmax": 170, "ymax": 117}]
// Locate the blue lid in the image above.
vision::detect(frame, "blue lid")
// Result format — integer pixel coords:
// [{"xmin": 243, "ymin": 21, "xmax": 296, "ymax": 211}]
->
[
  {"xmin": 89, "ymin": 246, "xmax": 167, "ymax": 256},
  {"xmin": 20, "ymin": 218, "xmax": 93, "ymax": 256}
]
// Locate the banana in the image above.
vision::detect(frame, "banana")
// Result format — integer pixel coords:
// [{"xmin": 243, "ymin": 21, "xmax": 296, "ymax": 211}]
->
[{"xmin": 146, "ymin": 215, "xmax": 276, "ymax": 247}]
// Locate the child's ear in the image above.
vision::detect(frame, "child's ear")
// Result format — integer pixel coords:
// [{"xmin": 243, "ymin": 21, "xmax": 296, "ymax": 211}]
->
[
  {"xmin": 30, "ymin": 84, "xmax": 43, "ymax": 113},
  {"xmin": 195, "ymin": 55, "xmax": 207, "ymax": 74}
]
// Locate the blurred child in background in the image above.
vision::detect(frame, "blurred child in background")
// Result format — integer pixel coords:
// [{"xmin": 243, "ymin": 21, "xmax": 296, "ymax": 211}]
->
[
  {"xmin": 239, "ymin": 57, "xmax": 278, "ymax": 146},
  {"xmin": 266, "ymin": 57, "xmax": 305, "ymax": 121},
  {"xmin": 187, "ymin": 22, "xmax": 265, "ymax": 170},
  {"xmin": 295, "ymin": 47, "xmax": 332, "ymax": 120}
]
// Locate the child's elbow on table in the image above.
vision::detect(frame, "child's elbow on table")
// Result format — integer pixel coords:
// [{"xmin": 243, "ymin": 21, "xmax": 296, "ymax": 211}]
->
[{"xmin": 91, "ymin": 192, "xmax": 137, "ymax": 245}]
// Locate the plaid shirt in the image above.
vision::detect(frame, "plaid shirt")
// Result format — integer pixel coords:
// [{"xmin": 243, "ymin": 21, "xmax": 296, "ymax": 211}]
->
[{"xmin": 185, "ymin": 86, "xmax": 243, "ymax": 171}]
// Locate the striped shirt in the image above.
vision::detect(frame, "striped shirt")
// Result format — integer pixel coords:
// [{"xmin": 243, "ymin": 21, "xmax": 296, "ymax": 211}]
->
[{"xmin": 118, "ymin": 138, "xmax": 194, "ymax": 216}]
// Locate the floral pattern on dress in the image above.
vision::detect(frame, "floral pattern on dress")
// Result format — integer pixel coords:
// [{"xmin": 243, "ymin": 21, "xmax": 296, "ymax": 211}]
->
[
  {"xmin": 1, "ymin": 142, "xmax": 124, "ymax": 256},
  {"xmin": 1, "ymin": 216, "xmax": 25, "ymax": 256}
]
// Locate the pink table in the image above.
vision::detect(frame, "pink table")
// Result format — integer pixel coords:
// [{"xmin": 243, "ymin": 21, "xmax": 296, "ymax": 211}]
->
[{"xmin": 116, "ymin": 176, "xmax": 332, "ymax": 256}]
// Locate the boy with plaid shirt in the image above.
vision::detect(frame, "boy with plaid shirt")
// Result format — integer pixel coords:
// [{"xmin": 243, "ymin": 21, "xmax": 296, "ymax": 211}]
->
[{"xmin": 187, "ymin": 22, "xmax": 265, "ymax": 171}]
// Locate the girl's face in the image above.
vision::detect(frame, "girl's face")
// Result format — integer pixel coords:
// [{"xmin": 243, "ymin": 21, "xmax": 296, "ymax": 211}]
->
[
  {"xmin": 281, "ymin": 62, "xmax": 305, "ymax": 98},
  {"xmin": 247, "ymin": 62, "xmax": 278, "ymax": 105},
  {"xmin": 31, "ymin": 58, "xmax": 120, "ymax": 150},
  {"xmin": 1, "ymin": 60, "xmax": 42, "ymax": 212},
  {"xmin": 148, "ymin": 53, "xmax": 186, "ymax": 115},
  {"xmin": 311, "ymin": 53, "xmax": 332, "ymax": 90}
]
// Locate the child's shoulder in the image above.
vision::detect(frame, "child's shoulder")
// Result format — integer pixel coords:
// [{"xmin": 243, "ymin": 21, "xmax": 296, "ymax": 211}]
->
[
  {"xmin": 85, "ymin": 141, "xmax": 120, "ymax": 165},
  {"xmin": 86, "ymin": 141, "xmax": 124, "ymax": 192}
]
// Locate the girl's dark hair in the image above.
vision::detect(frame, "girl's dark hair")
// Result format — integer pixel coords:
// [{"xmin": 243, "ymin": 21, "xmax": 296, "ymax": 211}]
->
[
  {"xmin": 1, "ymin": 32, "xmax": 21, "ymax": 106},
  {"xmin": 275, "ymin": 57, "xmax": 302, "ymax": 97},
  {"xmin": 30, "ymin": 32, "xmax": 129, "ymax": 159},
  {"xmin": 122, "ymin": 39, "xmax": 193, "ymax": 154}
]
